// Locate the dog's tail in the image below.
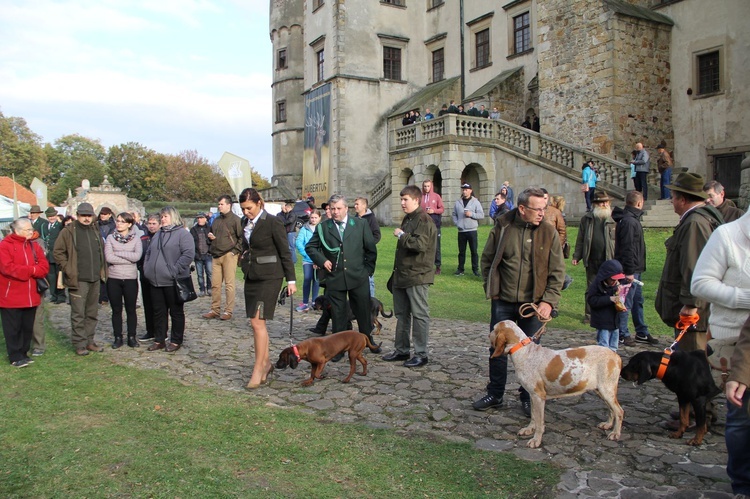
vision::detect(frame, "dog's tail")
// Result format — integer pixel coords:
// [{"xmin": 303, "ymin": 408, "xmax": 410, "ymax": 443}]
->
[
  {"xmin": 377, "ymin": 303, "xmax": 393, "ymax": 318},
  {"xmin": 365, "ymin": 335, "xmax": 382, "ymax": 352}
]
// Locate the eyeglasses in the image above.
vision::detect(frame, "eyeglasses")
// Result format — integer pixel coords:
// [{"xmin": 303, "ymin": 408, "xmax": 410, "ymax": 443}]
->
[{"xmin": 521, "ymin": 205, "xmax": 546, "ymax": 214}]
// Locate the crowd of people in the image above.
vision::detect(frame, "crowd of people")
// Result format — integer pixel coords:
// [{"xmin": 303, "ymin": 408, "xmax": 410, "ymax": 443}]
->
[
  {"xmin": 401, "ymin": 100, "xmax": 529, "ymax": 126},
  {"xmin": 2, "ymin": 169, "xmax": 749, "ymax": 494}
]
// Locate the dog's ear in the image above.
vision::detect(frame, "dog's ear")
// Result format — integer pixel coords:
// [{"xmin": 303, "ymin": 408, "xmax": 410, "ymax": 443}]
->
[
  {"xmin": 276, "ymin": 349, "xmax": 290, "ymax": 369},
  {"xmin": 637, "ymin": 355, "xmax": 653, "ymax": 385},
  {"xmin": 490, "ymin": 323, "xmax": 507, "ymax": 358}
]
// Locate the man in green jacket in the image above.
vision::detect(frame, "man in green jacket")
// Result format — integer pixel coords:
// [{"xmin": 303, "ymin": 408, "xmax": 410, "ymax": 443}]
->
[
  {"xmin": 306, "ymin": 194, "xmax": 381, "ymax": 352},
  {"xmin": 656, "ymin": 172, "xmax": 724, "ymax": 351},
  {"xmin": 572, "ymin": 191, "xmax": 616, "ymax": 323},
  {"xmin": 473, "ymin": 187, "xmax": 565, "ymax": 416},
  {"xmin": 381, "ymin": 185, "xmax": 437, "ymax": 368},
  {"xmin": 53, "ymin": 203, "xmax": 107, "ymax": 356}
]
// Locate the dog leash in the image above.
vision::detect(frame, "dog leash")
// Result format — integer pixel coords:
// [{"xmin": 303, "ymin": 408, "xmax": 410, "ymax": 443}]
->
[
  {"xmin": 289, "ymin": 288, "xmax": 296, "ymax": 348},
  {"xmin": 656, "ymin": 313, "xmax": 700, "ymax": 380},
  {"xmin": 519, "ymin": 303, "xmax": 557, "ymax": 342}
]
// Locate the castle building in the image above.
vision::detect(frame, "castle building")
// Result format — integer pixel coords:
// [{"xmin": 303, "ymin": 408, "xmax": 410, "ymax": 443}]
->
[{"xmin": 269, "ymin": 0, "xmax": 749, "ymax": 223}]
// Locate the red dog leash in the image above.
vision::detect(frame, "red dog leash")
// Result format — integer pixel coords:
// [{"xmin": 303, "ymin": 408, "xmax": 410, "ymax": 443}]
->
[{"xmin": 656, "ymin": 314, "xmax": 700, "ymax": 380}]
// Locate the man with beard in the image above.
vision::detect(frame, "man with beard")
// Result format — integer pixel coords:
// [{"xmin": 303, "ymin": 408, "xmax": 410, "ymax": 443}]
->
[
  {"xmin": 572, "ymin": 191, "xmax": 616, "ymax": 324},
  {"xmin": 54, "ymin": 203, "xmax": 108, "ymax": 356}
]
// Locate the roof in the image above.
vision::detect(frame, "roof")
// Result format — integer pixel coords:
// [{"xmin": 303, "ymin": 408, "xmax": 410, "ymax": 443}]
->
[
  {"xmin": 0, "ymin": 176, "xmax": 44, "ymax": 205},
  {"xmin": 465, "ymin": 67, "xmax": 523, "ymax": 102},
  {"xmin": 388, "ymin": 76, "xmax": 461, "ymax": 118},
  {"xmin": 604, "ymin": 0, "xmax": 674, "ymax": 26}
]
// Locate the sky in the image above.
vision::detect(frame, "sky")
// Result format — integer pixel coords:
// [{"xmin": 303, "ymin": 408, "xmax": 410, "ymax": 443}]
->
[{"xmin": 0, "ymin": 0, "xmax": 275, "ymax": 179}]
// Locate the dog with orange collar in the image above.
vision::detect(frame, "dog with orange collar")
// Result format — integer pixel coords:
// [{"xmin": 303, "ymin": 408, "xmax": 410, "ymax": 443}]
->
[
  {"xmin": 275, "ymin": 330, "xmax": 381, "ymax": 386},
  {"xmin": 490, "ymin": 320, "xmax": 623, "ymax": 448}
]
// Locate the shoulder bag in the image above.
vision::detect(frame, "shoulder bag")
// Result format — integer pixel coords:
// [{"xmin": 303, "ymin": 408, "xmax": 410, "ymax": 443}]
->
[{"xmin": 31, "ymin": 243, "xmax": 49, "ymax": 294}]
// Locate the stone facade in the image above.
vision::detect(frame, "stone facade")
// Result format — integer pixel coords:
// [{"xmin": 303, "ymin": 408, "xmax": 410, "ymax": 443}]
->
[
  {"xmin": 66, "ymin": 177, "xmax": 144, "ymax": 218},
  {"xmin": 269, "ymin": 0, "xmax": 749, "ymax": 222}
]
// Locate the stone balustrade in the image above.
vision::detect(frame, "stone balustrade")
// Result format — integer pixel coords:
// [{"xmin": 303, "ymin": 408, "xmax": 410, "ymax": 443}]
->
[{"xmin": 390, "ymin": 115, "xmax": 644, "ymax": 193}]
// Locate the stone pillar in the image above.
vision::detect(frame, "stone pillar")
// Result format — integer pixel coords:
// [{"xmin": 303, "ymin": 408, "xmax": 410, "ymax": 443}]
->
[{"xmin": 740, "ymin": 153, "xmax": 750, "ymax": 211}]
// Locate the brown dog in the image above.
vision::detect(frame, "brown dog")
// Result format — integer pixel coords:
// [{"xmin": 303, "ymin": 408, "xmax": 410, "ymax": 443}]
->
[
  {"xmin": 276, "ymin": 331, "xmax": 381, "ymax": 386},
  {"xmin": 490, "ymin": 320, "xmax": 624, "ymax": 448},
  {"xmin": 311, "ymin": 296, "xmax": 393, "ymax": 334}
]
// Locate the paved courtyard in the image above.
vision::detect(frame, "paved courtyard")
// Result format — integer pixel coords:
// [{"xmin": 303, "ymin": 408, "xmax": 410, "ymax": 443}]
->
[{"xmin": 47, "ymin": 283, "xmax": 733, "ymax": 498}]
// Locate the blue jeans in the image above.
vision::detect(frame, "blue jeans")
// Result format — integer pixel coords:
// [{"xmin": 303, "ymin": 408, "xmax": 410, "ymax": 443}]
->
[
  {"xmin": 726, "ymin": 392, "xmax": 750, "ymax": 495},
  {"xmin": 487, "ymin": 300, "xmax": 542, "ymax": 402},
  {"xmin": 597, "ymin": 329, "xmax": 619, "ymax": 351},
  {"xmin": 617, "ymin": 274, "xmax": 649, "ymax": 338},
  {"xmin": 287, "ymin": 232, "xmax": 297, "ymax": 264},
  {"xmin": 301, "ymin": 263, "xmax": 319, "ymax": 305},
  {"xmin": 660, "ymin": 168, "xmax": 672, "ymax": 199},
  {"xmin": 195, "ymin": 255, "xmax": 213, "ymax": 292}
]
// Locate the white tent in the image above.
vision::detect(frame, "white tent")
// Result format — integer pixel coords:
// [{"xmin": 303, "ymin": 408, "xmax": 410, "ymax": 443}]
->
[{"xmin": 0, "ymin": 194, "xmax": 30, "ymax": 221}]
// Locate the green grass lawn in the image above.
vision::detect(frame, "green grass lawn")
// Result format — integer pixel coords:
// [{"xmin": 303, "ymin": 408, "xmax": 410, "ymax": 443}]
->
[
  {"xmin": 292, "ymin": 225, "xmax": 674, "ymax": 338},
  {"xmin": 0, "ymin": 330, "xmax": 558, "ymax": 497}
]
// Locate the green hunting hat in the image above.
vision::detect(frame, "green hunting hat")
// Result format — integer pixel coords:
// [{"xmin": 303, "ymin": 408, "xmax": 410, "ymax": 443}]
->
[{"xmin": 666, "ymin": 172, "xmax": 708, "ymax": 199}]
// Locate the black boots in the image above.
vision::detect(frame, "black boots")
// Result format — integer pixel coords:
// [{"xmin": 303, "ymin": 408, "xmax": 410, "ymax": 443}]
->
[
  {"xmin": 127, "ymin": 335, "xmax": 139, "ymax": 348},
  {"xmin": 112, "ymin": 337, "xmax": 123, "ymax": 349}
]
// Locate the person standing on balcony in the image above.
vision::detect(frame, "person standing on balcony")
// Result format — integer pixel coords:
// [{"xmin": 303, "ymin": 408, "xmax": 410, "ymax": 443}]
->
[
  {"xmin": 489, "ymin": 107, "xmax": 500, "ymax": 120},
  {"xmin": 466, "ymin": 102, "xmax": 480, "ymax": 117},
  {"xmin": 424, "ymin": 108, "xmax": 434, "ymax": 120},
  {"xmin": 422, "ymin": 179, "xmax": 444, "ymax": 275},
  {"xmin": 447, "ymin": 100, "xmax": 459, "ymax": 114},
  {"xmin": 451, "ymin": 183, "xmax": 484, "ymax": 277},
  {"xmin": 632, "ymin": 142, "xmax": 651, "ymax": 201}
]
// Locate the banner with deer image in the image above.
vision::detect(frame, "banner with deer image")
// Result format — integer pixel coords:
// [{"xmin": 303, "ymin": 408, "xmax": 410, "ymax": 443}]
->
[{"xmin": 303, "ymin": 84, "xmax": 330, "ymax": 204}]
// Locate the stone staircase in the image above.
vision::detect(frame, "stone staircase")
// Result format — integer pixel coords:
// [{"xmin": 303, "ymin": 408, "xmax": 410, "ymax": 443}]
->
[{"xmin": 641, "ymin": 198, "xmax": 679, "ymax": 228}]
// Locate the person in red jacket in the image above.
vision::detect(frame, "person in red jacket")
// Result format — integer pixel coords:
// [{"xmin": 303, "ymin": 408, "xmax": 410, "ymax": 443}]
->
[{"xmin": 0, "ymin": 218, "xmax": 50, "ymax": 367}]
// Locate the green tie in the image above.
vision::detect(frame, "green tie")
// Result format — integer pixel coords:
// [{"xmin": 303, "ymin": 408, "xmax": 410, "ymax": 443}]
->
[{"xmin": 337, "ymin": 220, "xmax": 345, "ymax": 238}]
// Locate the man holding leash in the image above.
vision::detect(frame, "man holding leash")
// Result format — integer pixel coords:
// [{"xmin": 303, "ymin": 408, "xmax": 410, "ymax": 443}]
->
[
  {"xmin": 473, "ymin": 187, "xmax": 565, "ymax": 417},
  {"xmin": 306, "ymin": 194, "xmax": 381, "ymax": 353}
]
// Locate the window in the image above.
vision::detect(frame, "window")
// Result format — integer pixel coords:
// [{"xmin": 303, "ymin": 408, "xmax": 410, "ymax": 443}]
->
[
  {"xmin": 276, "ymin": 101, "xmax": 286, "ymax": 123},
  {"xmin": 316, "ymin": 49, "xmax": 325, "ymax": 82},
  {"xmin": 476, "ymin": 29, "xmax": 490, "ymax": 69},
  {"xmin": 277, "ymin": 48, "xmax": 287, "ymax": 70},
  {"xmin": 384, "ymin": 46, "xmax": 402, "ymax": 80},
  {"xmin": 432, "ymin": 48, "xmax": 444, "ymax": 82},
  {"xmin": 381, "ymin": 0, "xmax": 405, "ymax": 5},
  {"xmin": 312, "ymin": 0, "xmax": 324, "ymax": 10},
  {"xmin": 698, "ymin": 51, "xmax": 720, "ymax": 95},
  {"xmin": 513, "ymin": 12, "xmax": 531, "ymax": 54},
  {"xmin": 431, "ymin": 0, "xmax": 444, "ymax": 7}
]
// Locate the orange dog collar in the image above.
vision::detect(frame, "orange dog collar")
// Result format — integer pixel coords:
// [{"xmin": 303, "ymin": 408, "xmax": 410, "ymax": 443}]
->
[
  {"xmin": 508, "ymin": 338, "xmax": 532, "ymax": 355},
  {"xmin": 292, "ymin": 344, "xmax": 301, "ymax": 362}
]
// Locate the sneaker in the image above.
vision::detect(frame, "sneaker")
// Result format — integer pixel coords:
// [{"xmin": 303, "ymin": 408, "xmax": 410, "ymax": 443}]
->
[
  {"xmin": 454, "ymin": 270, "xmax": 464, "ymax": 276},
  {"xmin": 198, "ymin": 290, "xmax": 206, "ymax": 297},
  {"xmin": 11, "ymin": 359, "xmax": 30, "ymax": 368},
  {"xmin": 472, "ymin": 394, "xmax": 503, "ymax": 411},
  {"xmin": 295, "ymin": 303, "xmax": 309, "ymax": 312},
  {"xmin": 31, "ymin": 349, "xmax": 44, "ymax": 356},
  {"xmin": 562, "ymin": 274, "xmax": 574, "ymax": 291},
  {"xmin": 473, "ymin": 271, "xmax": 481, "ymax": 277},
  {"xmin": 636, "ymin": 334, "xmax": 659, "ymax": 345},
  {"xmin": 207, "ymin": 289, "xmax": 212, "ymax": 296},
  {"xmin": 622, "ymin": 336, "xmax": 637, "ymax": 347}
]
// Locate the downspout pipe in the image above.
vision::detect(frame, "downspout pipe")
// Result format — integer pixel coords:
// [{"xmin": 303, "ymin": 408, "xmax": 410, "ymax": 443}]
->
[{"xmin": 459, "ymin": 0, "xmax": 465, "ymax": 101}]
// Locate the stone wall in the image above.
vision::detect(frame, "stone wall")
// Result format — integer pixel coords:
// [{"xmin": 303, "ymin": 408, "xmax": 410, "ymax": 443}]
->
[
  {"xmin": 537, "ymin": 0, "xmax": 672, "ymax": 163},
  {"xmin": 487, "ymin": 70, "xmax": 528, "ymax": 125}
]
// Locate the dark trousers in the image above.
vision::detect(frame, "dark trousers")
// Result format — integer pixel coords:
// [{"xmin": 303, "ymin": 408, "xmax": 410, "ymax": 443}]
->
[
  {"xmin": 634, "ymin": 171, "xmax": 648, "ymax": 201},
  {"xmin": 47, "ymin": 261, "xmax": 65, "ymax": 302},
  {"xmin": 434, "ymin": 227, "xmax": 442, "ymax": 268},
  {"xmin": 486, "ymin": 300, "xmax": 542, "ymax": 401},
  {"xmin": 140, "ymin": 272, "xmax": 156, "ymax": 336},
  {"xmin": 0, "ymin": 307, "xmax": 36, "ymax": 363},
  {"xmin": 327, "ymin": 283, "xmax": 372, "ymax": 337},
  {"xmin": 727, "ymin": 392, "xmax": 750, "ymax": 495},
  {"xmin": 457, "ymin": 230, "xmax": 478, "ymax": 273},
  {"xmin": 150, "ymin": 283, "xmax": 185, "ymax": 345},
  {"xmin": 107, "ymin": 278, "xmax": 139, "ymax": 338}
]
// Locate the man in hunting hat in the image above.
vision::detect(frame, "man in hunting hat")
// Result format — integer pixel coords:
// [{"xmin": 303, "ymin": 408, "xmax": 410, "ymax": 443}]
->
[
  {"xmin": 572, "ymin": 191, "xmax": 616, "ymax": 324},
  {"xmin": 656, "ymin": 172, "xmax": 724, "ymax": 352}
]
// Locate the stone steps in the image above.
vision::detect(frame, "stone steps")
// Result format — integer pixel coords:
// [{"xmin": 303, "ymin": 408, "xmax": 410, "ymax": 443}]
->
[{"xmin": 641, "ymin": 198, "xmax": 679, "ymax": 228}]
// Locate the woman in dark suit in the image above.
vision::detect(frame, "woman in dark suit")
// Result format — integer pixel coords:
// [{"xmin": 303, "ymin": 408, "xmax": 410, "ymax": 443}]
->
[{"xmin": 238, "ymin": 188, "xmax": 296, "ymax": 389}]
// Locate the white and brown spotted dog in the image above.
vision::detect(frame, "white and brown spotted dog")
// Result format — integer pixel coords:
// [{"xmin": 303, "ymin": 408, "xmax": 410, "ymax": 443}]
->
[{"xmin": 490, "ymin": 320, "xmax": 624, "ymax": 448}]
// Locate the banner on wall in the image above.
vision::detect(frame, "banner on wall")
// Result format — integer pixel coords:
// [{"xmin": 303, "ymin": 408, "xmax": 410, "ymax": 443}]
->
[{"xmin": 303, "ymin": 84, "xmax": 331, "ymax": 205}]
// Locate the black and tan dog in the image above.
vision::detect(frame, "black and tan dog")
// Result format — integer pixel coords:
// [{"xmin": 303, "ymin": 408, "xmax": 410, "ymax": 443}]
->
[
  {"xmin": 311, "ymin": 295, "xmax": 393, "ymax": 334},
  {"xmin": 276, "ymin": 331, "xmax": 382, "ymax": 386},
  {"xmin": 621, "ymin": 350, "xmax": 721, "ymax": 445}
]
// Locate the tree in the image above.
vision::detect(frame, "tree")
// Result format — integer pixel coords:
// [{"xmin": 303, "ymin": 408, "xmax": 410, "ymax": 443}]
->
[
  {"xmin": 107, "ymin": 142, "xmax": 167, "ymax": 201},
  {"xmin": 0, "ymin": 110, "xmax": 48, "ymax": 187},
  {"xmin": 164, "ymin": 150, "xmax": 232, "ymax": 202},
  {"xmin": 251, "ymin": 168, "xmax": 271, "ymax": 190},
  {"xmin": 45, "ymin": 134, "xmax": 107, "ymax": 204}
]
